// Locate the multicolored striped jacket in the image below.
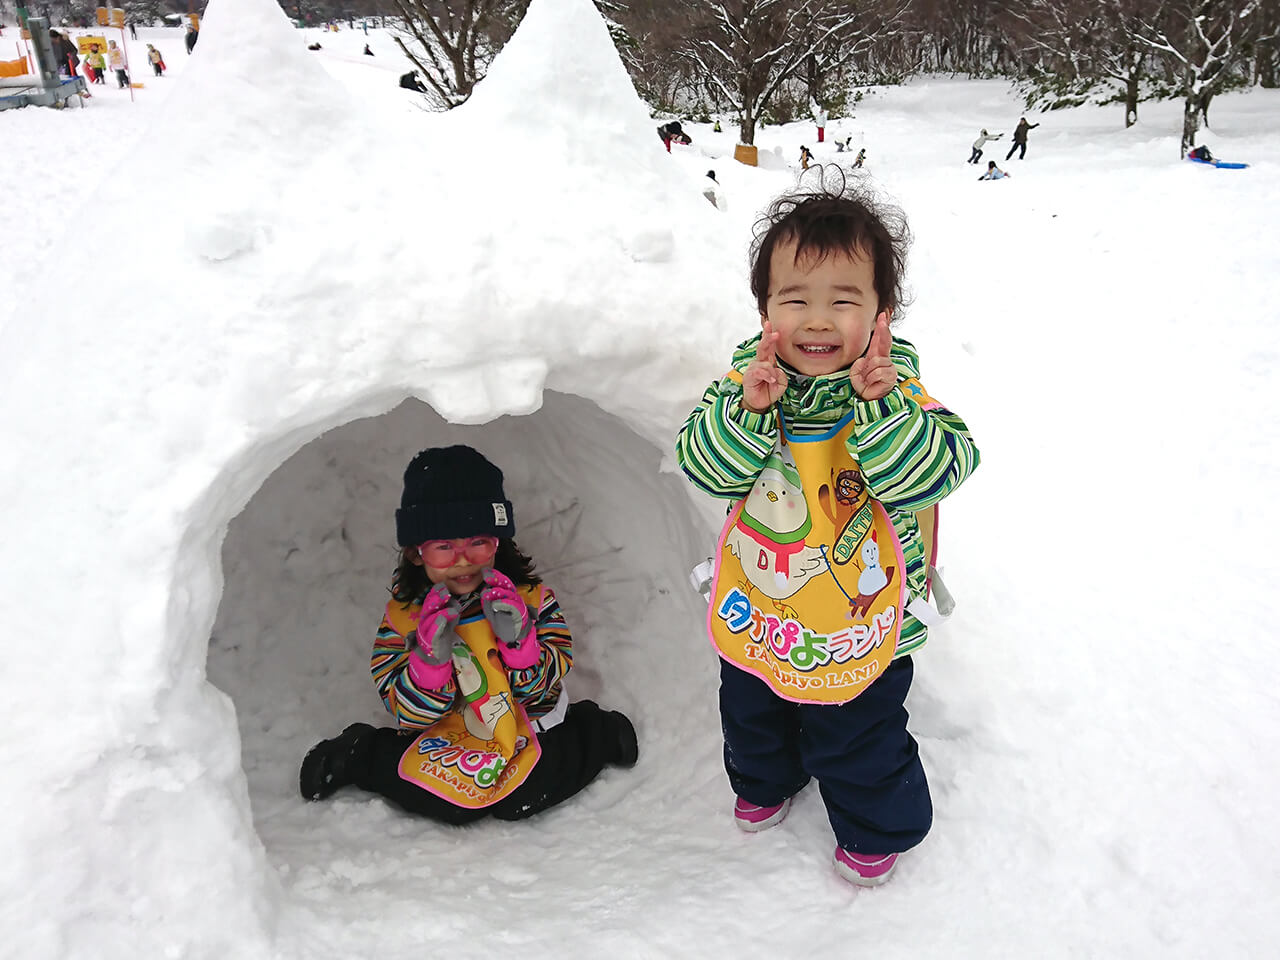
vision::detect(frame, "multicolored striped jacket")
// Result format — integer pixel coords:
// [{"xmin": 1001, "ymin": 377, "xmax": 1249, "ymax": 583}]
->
[
  {"xmin": 676, "ymin": 333, "xmax": 980, "ymax": 657},
  {"xmin": 371, "ymin": 581, "xmax": 572, "ymax": 729}
]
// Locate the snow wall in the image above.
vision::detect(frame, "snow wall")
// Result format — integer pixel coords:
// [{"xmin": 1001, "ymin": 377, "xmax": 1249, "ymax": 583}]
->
[{"xmin": 0, "ymin": 0, "xmax": 749, "ymax": 954}]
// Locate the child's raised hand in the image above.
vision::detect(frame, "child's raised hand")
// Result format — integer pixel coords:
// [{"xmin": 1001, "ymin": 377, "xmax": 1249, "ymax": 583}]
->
[
  {"xmin": 419, "ymin": 581, "xmax": 454, "ymax": 618},
  {"xmin": 482, "ymin": 569, "xmax": 539, "ymax": 668},
  {"xmin": 412, "ymin": 583, "xmax": 460, "ymax": 666},
  {"xmin": 850, "ymin": 315, "xmax": 897, "ymax": 401},
  {"xmin": 481, "ymin": 570, "xmax": 532, "ymax": 647},
  {"xmin": 404, "ymin": 583, "xmax": 461, "ymax": 688},
  {"xmin": 742, "ymin": 320, "xmax": 789, "ymax": 413}
]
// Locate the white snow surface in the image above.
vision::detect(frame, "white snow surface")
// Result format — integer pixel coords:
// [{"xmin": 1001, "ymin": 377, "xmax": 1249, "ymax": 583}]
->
[{"xmin": 2, "ymin": 0, "xmax": 1280, "ymax": 955}]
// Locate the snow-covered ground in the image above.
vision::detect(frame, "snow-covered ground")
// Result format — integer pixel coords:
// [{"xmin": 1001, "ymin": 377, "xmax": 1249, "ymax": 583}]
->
[{"xmin": 3, "ymin": 0, "xmax": 1279, "ymax": 957}]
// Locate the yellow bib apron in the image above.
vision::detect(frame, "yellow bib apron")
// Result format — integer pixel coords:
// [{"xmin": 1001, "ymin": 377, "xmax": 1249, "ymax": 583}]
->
[
  {"xmin": 385, "ymin": 589, "xmax": 543, "ymax": 809},
  {"xmin": 707, "ymin": 410, "xmax": 905, "ymax": 704}
]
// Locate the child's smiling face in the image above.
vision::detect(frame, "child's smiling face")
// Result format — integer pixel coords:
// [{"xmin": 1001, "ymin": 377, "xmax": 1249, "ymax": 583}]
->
[
  {"xmin": 411, "ymin": 551, "xmax": 486, "ymax": 596},
  {"xmin": 762, "ymin": 239, "xmax": 885, "ymax": 377},
  {"xmin": 418, "ymin": 557, "xmax": 484, "ymax": 595}
]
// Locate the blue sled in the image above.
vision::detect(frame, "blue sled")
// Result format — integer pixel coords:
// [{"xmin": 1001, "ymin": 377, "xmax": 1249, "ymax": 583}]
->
[{"xmin": 1188, "ymin": 157, "xmax": 1249, "ymax": 169}]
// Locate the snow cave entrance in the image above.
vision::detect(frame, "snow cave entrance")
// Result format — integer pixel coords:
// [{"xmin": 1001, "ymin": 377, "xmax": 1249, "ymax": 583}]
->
[{"xmin": 207, "ymin": 391, "xmax": 714, "ymax": 880}]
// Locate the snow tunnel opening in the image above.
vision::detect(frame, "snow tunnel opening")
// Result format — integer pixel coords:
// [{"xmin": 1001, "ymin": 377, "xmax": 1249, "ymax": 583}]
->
[{"xmin": 206, "ymin": 391, "xmax": 720, "ymax": 897}]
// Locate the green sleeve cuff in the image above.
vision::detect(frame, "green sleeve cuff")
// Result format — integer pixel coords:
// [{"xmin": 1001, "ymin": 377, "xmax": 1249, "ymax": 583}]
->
[
  {"xmin": 852, "ymin": 385, "xmax": 908, "ymax": 425},
  {"xmin": 725, "ymin": 395, "xmax": 778, "ymax": 436}
]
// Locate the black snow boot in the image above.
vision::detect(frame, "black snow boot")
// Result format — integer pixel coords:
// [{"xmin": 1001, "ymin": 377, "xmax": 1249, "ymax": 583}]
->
[
  {"xmin": 567, "ymin": 700, "xmax": 639, "ymax": 768},
  {"xmin": 299, "ymin": 723, "xmax": 376, "ymax": 801},
  {"xmin": 608, "ymin": 710, "xmax": 639, "ymax": 768}
]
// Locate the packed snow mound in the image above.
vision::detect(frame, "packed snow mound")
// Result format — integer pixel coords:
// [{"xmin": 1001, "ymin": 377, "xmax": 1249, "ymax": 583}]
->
[
  {"xmin": 0, "ymin": 0, "xmax": 748, "ymax": 955},
  {"xmin": 465, "ymin": 0, "xmax": 653, "ymax": 150},
  {"xmin": 208, "ymin": 395, "xmax": 715, "ymax": 934}
]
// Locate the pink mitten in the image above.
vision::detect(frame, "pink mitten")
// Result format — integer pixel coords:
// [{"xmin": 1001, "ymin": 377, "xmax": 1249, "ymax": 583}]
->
[
  {"xmin": 481, "ymin": 569, "xmax": 538, "ymax": 669},
  {"xmin": 408, "ymin": 582, "xmax": 460, "ymax": 689}
]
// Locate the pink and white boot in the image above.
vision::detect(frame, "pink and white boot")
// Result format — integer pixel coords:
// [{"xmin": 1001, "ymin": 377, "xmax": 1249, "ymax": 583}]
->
[
  {"xmin": 733, "ymin": 796, "xmax": 792, "ymax": 833},
  {"xmin": 833, "ymin": 847, "xmax": 899, "ymax": 887}
]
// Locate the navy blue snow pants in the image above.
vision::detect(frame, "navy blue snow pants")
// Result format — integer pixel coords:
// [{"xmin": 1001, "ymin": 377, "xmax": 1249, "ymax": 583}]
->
[{"xmin": 719, "ymin": 656, "xmax": 931, "ymax": 855}]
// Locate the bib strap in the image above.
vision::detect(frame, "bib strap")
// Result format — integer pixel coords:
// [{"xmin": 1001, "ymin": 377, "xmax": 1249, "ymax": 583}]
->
[
  {"xmin": 905, "ymin": 565, "xmax": 956, "ymax": 626},
  {"xmin": 690, "ymin": 558, "xmax": 715, "ymax": 601}
]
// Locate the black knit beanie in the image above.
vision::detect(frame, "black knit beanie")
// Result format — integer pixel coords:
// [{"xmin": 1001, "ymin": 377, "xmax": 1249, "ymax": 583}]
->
[{"xmin": 395, "ymin": 445, "xmax": 515, "ymax": 545}]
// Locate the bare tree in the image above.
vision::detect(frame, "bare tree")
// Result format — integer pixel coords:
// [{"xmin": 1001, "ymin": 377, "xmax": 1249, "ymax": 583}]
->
[
  {"xmin": 682, "ymin": 0, "xmax": 863, "ymax": 145},
  {"xmin": 908, "ymin": 0, "xmax": 1016, "ymax": 76},
  {"xmin": 800, "ymin": 0, "xmax": 912, "ymax": 104},
  {"xmin": 1008, "ymin": 0, "xmax": 1171, "ymax": 126},
  {"xmin": 594, "ymin": 0, "xmax": 642, "ymax": 77},
  {"xmin": 1135, "ymin": 0, "xmax": 1278, "ymax": 155},
  {"xmin": 607, "ymin": 0, "xmax": 706, "ymax": 110},
  {"xmin": 390, "ymin": 0, "xmax": 528, "ymax": 109},
  {"xmin": 1251, "ymin": 0, "xmax": 1280, "ymax": 86}
]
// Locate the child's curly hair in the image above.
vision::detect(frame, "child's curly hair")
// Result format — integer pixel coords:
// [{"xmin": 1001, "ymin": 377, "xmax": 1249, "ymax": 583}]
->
[{"xmin": 749, "ymin": 166, "xmax": 913, "ymax": 321}]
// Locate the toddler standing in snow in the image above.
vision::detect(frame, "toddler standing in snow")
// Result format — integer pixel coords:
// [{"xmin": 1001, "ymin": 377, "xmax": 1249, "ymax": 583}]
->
[
  {"xmin": 676, "ymin": 177, "xmax": 980, "ymax": 886},
  {"xmin": 301, "ymin": 445, "xmax": 638, "ymax": 823},
  {"xmin": 86, "ymin": 44, "xmax": 106, "ymax": 85},
  {"xmin": 107, "ymin": 39, "xmax": 128, "ymax": 88}
]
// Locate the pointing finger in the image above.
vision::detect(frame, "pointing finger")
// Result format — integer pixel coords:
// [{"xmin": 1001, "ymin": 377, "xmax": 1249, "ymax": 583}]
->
[
  {"xmin": 757, "ymin": 320, "xmax": 777, "ymax": 365},
  {"xmin": 868, "ymin": 314, "xmax": 892, "ymax": 359}
]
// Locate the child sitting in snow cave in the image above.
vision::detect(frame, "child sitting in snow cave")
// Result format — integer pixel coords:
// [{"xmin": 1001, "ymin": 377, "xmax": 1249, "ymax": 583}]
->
[
  {"xmin": 300, "ymin": 445, "xmax": 638, "ymax": 823},
  {"xmin": 675, "ymin": 172, "xmax": 980, "ymax": 886}
]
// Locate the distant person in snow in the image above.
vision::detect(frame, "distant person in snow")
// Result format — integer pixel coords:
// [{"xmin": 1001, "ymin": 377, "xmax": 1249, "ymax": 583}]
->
[
  {"xmin": 702, "ymin": 169, "xmax": 725, "ymax": 209},
  {"xmin": 1005, "ymin": 117, "xmax": 1039, "ymax": 160},
  {"xmin": 1188, "ymin": 145, "xmax": 1214, "ymax": 162},
  {"xmin": 834, "ymin": 135, "xmax": 854, "ymax": 153},
  {"xmin": 399, "ymin": 70, "xmax": 427, "ymax": 92},
  {"xmin": 48, "ymin": 29, "xmax": 77, "ymax": 76},
  {"xmin": 676, "ymin": 184, "xmax": 981, "ymax": 889},
  {"xmin": 363, "ymin": 43, "xmax": 373, "ymax": 55},
  {"xmin": 299, "ymin": 445, "xmax": 638, "ymax": 823},
  {"xmin": 853, "ymin": 147, "xmax": 866, "ymax": 168},
  {"xmin": 107, "ymin": 39, "xmax": 128, "ymax": 88},
  {"xmin": 86, "ymin": 43, "xmax": 106, "ymax": 84},
  {"xmin": 184, "ymin": 26, "xmax": 198, "ymax": 54},
  {"xmin": 307, "ymin": 41, "xmax": 322, "ymax": 50},
  {"xmin": 978, "ymin": 160, "xmax": 1009, "ymax": 180},
  {"xmin": 968, "ymin": 128, "xmax": 1002, "ymax": 164},
  {"xmin": 657, "ymin": 120, "xmax": 691, "ymax": 152},
  {"xmin": 146, "ymin": 44, "xmax": 165, "ymax": 76},
  {"xmin": 799, "ymin": 145, "xmax": 814, "ymax": 169}
]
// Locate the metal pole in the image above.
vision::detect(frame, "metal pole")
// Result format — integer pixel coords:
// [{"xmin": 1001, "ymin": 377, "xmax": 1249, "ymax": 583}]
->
[{"xmin": 120, "ymin": 24, "xmax": 132, "ymax": 101}]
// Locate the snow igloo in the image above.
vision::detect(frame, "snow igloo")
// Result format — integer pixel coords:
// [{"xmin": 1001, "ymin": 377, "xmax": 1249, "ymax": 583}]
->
[{"xmin": 1, "ymin": 0, "xmax": 756, "ymax": 954}]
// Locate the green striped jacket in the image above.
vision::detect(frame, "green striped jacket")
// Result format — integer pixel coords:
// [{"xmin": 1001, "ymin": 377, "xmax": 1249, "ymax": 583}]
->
[{"xmin": 676, "ymin": 333, "xmax": 980, "ymax": 657}]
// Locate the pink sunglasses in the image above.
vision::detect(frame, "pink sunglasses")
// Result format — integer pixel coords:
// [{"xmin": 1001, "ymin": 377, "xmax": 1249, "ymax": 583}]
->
[{"xmin": 418, "ymin": 536, "xmax": 499, "ymax": 569}]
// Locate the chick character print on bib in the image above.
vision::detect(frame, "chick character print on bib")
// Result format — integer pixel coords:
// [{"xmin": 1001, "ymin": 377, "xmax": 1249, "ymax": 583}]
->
[
  {"xmin": 387, "ymin": 591, "xmax": 544, "ymax": 808},
  {"xmin": 708, "ymin": 411, "xmax": 905, "ymax": 704}
]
